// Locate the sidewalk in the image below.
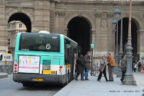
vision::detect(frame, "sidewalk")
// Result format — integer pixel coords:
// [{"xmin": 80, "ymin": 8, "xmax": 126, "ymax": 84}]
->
[
  {"xmin": 0, "ymin": 72, "xmax": 8, "ymax": 79},
  {"xmin": 54, "ymin": 73, "xmax": 143, "ymax": 96},
  {"xmin": 134, "ymin": 72, "xmax": 144, "ymax": 89}
]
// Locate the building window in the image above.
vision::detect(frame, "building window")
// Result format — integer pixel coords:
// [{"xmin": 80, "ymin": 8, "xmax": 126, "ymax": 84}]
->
[{"xmin": 19, "ymin": 24, "xmax": 22, "ymax": 28}]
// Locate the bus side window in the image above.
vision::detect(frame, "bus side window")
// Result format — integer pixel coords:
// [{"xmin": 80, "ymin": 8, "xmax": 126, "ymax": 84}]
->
[
  {"xmin": 64, "ymin": 40, "xmax": 68, "ymax": 64},
  {"xmin": 64, "ymin": 39, "xmax": 72, "ymax": 64}
]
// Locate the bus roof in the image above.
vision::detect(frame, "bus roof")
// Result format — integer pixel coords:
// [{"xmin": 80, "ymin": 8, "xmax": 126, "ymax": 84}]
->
[
  {"xmin": 18, "ymin": 32, "xmax": 78, "ymax": 46},
  {"xmin": 60, "ymin": 34, "xmax": 78, "ymax": 46}
]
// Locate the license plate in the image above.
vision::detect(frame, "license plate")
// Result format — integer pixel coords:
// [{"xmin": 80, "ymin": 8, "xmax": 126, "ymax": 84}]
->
[
  {"xmin": 43, "ymin": 70, "xmax": 57, "ymax": 75},
  {"xmin": 33, "ymin": 78, "xmax": 44, "ymax": 82}
]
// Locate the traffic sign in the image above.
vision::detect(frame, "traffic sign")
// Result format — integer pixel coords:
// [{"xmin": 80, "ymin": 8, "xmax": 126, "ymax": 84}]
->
[{"xmin": 90, "ymin": 43, "xmax": 95, "ymax": 49}]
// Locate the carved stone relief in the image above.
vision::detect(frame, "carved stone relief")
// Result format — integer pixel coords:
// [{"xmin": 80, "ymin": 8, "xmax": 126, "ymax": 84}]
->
[
  {"xmin": 55, "ymin": 11, "xmax": 65, "ymax": 17},
  {"xmin": 100, "ymin": 12, "xmax": 108, "ymax": 31}
]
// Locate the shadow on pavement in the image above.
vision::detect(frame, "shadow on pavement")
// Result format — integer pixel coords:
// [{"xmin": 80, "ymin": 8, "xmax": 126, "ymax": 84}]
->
[{"xmin": 18, "ymin": 84, "xmax": 64, "ymax": 91}]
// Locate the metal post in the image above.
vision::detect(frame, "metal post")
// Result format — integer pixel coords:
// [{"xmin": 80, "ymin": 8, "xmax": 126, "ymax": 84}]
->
[
  {"xmin": 114, "ymin": 25, "xmax": 117, "ymax": 56},
  {"xmin": 113, "ymin": 6, "xmax": 121, "ymax": 74},
  {"xmin": 91, "ymin": 49, "xmax": 93, "ymax": 76},
  {"xmin": 117, "ymin": 0, "xmax": 123, "ymax": 77},
  {"xmin": 119, "ymin": 0, "xmax": 123, "ymax": 59},
  {"xmin": 113, "ymin": 6, "xmax": 121, "ymax": 69},
  {"xmin": 113, "ymin": 23, "xmax": 117, "ymax": 74},
  {"xmin": 115, "ymin": 21, "xmax": 119, "ymax": 64},
  {"xmin": 122, "ymin": 0, "xmax": 136, "ymax": 85},
  {"xmin": 115, "ymin": 21, "xmax": 120, "ymax": 74}
]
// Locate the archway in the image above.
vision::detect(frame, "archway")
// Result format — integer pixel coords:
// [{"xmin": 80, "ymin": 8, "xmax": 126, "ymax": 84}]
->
[
  {"xmin": 117, "ymin": 17, "xmax": 138, "ymax": 61},
  {"xmin": 8, "ymin": 13, "xmax": 31, "ymax": 54},
  {"xmin": 8, "ymin": 13, "xmax": 31, "ymax": 32},
  {"xmin": 67, "ymin": 16, "xmax": 91, "ymax": 55}
]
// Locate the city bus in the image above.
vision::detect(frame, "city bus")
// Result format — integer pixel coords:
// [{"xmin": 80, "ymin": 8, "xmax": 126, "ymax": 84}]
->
[{"xmin": 13, "ymin": 32, "xmax": 78, "ymax": 86}]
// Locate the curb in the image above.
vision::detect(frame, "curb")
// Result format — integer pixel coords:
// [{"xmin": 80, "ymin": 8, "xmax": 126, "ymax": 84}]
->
[{"xmin": 0, "ymin": 73, "xmax": 8, "ymax": 79}]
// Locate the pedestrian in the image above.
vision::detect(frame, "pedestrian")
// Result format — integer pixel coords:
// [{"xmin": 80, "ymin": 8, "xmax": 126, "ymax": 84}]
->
[
  {"xmin": 107, "ymin": 53, "xmax": 117, "ymax": 81},
  {"xmin": 133, "ymin": 61, "xmax": 137, "ymax": 72},
  {"xmin": 120, "ymin": 55, "xmax": 126, "ymax": 82},
  {"xmin": 84, "ymin": 51, "xmax": 91, "ymax": 80},
  {"xmin": 137, "ymin": 60, "xmax": 141, "ymax": 72},
  {"xmin": 75, "ymin": 54, "xmax": 85, "ymax": 80},
  {"xmin": 97, "ymin": 56, "xmax": 108, "ymax": 82}
]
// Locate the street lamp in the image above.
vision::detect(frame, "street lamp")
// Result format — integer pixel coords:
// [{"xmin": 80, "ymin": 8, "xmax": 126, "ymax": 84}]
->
[
  {"xmin": 117, "ymin": 0, "xmax": 124, "ymax": 77},
  {"xmin": 119, "ymin": 0, "xmax": 123, "ymax": 61},
  {"xmin": 112, "ymin": 18, "xmax": 117, "ymax": 60},
  {"xmin": 114, "ymin": 6, "xmax": 121, "ymax": 65},
  {"xmin": 122, "ymin": 0, "xmax": 136, "ymax": 85},
  {"xmin": 113, "ymin": 6, "xmax": 121, "ymax": 74},
  {"xmin": 112, "ymin": 18, "xmax": 117, "ymax": 73}
]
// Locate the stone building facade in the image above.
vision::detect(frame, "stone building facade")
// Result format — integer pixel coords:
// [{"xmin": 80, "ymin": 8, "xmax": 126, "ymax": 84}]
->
[
  {"xmin": 8, "ymin": 21, "xmax": 26, "ymax": 54},
  {"xmin": 0, "ymin": 0, "xmax": 144, "ymax": 60}
]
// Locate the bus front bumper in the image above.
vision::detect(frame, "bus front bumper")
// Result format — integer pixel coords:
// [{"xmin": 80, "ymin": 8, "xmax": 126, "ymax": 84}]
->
[{"xmin": 13, "ymin": 73, "xmax": 67, "ymax": 84}]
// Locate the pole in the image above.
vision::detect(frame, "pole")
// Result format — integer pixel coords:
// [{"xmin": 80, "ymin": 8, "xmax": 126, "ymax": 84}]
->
[
  {"xmin": 91, "ymin": 49, "xmax": 93, "ymax": 76},
  {"xmin": 114, "ymin": 25, "xmax": 116, "ymax": 56},
  {"xmin": 117, "ymin": 0, "xmax": 123, "ymax": 77},
  {"xmin": 115, "ymin": 20, "xmax": 119, "ymax": 74},
  {"xmin": 115, "ymin": 20, "xmax": 119, "ymax": 65},
  {"xmin": 120, "ymin": 0, "xmax": 123, "ymax": 57},
  {"xmin": 128, "ymin": 0, "xmax": 132, "ymax": 45},
  {"xmin": 122, "ymin": 0, "xmax": 136, "ymax": 85}
]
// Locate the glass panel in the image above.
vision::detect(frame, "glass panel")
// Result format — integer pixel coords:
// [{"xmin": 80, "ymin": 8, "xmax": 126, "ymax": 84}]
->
[{"xmin": 19, "ymin": 33, "xmax": 60, "ymax": 52}]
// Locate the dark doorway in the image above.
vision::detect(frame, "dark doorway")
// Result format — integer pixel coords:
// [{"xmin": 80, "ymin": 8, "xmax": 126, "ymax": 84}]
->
[
  {"xmin": 67, "ymin": 16, "xmax": 91, "ymax": 55},
  {"xmin": 117, "ymin": 18, "xmax": 138, "ymax": 61},
  {"xmin": 8, "ymin": 13, "xmax": 31, "ymax": 32}
]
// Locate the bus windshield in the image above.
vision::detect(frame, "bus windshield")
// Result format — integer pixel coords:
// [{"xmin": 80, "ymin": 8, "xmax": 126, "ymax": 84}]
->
[{"xmin": 19, "ymin": 33, "xmax": 60, "ymax": 52}]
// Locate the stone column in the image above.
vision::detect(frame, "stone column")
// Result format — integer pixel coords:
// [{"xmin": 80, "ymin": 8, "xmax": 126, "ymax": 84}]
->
[
  {"xmin": 94, "ymin": 12, "xmax": 110, "ymax": 58},
  {"xmin": 91, "ymin": 29, "xmax": 96, "ymax": 56},
  {"xmin": 0, "ymin": 0, "xmax": 8, "ymax": 52},
  {"xmin": 138, "ymin": 29, "xmax": 144, "ymax": 58},
  {"xmin": 50, "ymin": 1, "xmax": 55, "ymax": 33},
  {"xmin": 55, "ymin": 11, "xmax": 66, "ymax": 34},
  {"xmin": 33, "ymin": 0, "xmax": 50, "ymax": 32}
]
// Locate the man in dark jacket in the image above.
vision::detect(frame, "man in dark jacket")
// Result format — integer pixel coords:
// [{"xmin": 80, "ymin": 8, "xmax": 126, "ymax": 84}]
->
[
  {"xmin": 75, "ymin": 54, "xmax": 85, "ymax": 80},
  {"xmin": 120, "ymin": 55, "xmax": 126, "ymax": 82},
  {"xmin": 137, "ymin": 60, "xmax": 142, "ymax": 72}
]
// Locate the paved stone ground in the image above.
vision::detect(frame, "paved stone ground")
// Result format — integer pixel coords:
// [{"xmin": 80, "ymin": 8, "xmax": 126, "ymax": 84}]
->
[
  {"xmin": 54, "ymin": 73, "xmax": 144, "ymax": 96},
  {"xmin": 0, "ymin": 72, "xmax": 8, "ymax": 79},
  {"xmin": 0, "ymin": 75, "xmax": 61, "ymax": 96},
  {"xmin": 134, "ymin": 72, "xmax": 144, "ymax": 90}
]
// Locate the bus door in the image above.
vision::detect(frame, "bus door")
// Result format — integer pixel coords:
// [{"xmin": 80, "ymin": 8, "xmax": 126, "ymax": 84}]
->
[
  {"xmin": 68, "ymin": 47, "xmax": 74, "ymax": 79},
  {"xmin": 65, "ymin": 41, "xmax": 73, "ymax": 78}
]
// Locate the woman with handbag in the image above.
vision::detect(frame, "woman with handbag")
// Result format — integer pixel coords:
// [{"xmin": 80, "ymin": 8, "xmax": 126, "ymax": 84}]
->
[{"xmin": 97, "ymin": 56, "xmax": 108, "ymax": 82}]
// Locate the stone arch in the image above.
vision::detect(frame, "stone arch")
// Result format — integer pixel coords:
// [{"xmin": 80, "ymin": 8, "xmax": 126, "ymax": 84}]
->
[
  {"xmin": 65, "ymin": 14, "xmax": 95, "ymax": 31},
  {"xmin": 7, "ymin": 10, "xmax": 33, "ymax": 23},
  {"xmin": 67, "ymin": 16, "xmax": 92, "ymax": 55},
  {"xmin": 117, "ymin": 17, "xmax": 140, "ymax": 61},
  {"xmin": 8, "ymin": 12, "xmax": 32, "ymax": 32}
]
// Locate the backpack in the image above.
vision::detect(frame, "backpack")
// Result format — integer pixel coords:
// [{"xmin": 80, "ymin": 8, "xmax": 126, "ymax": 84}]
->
[{"xmin": 138, "ymin": 61, "xmax": 141, "ymax": 66}]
